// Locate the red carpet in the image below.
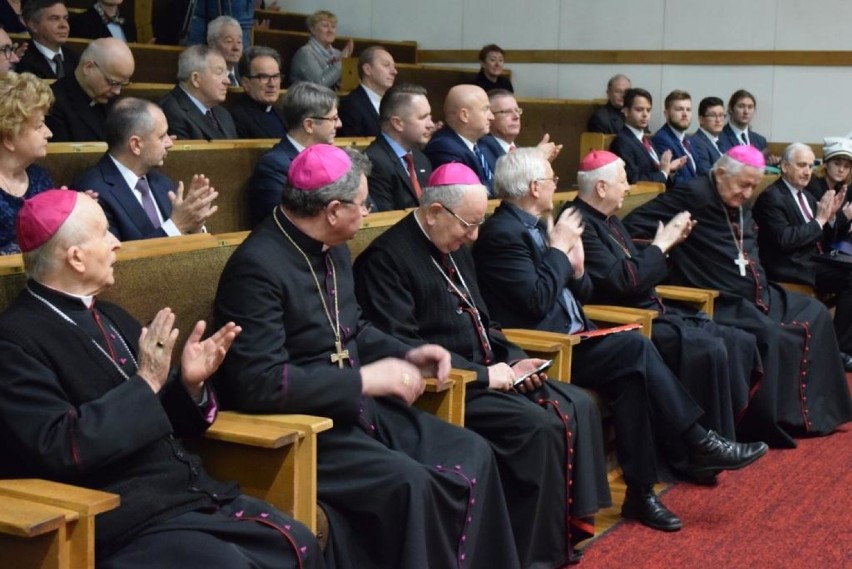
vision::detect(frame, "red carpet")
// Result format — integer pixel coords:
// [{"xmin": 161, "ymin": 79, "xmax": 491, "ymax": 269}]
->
[{"xmin": 581, "ymin": 379, "xmax": 852, "ymax": 568}]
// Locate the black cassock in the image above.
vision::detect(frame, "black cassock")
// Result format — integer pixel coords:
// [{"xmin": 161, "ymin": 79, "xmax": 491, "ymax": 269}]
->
[
  {"xmin": 353, "ymin": 212, "xmax": 611, "ymax": 569},
  {"xmin": 213, "ymin": 211, "xmax": 519, "ymax": 569},
  {"xmin": 572, "ymin": 197, "xmax": 763, "ymax": 440},
  {"xmin": 623, "ymin": 174, "xmax": 852, "ymax": 447}
]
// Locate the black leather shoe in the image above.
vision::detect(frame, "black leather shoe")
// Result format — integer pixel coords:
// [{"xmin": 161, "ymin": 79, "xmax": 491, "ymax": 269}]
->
[
  {"xmin": 840, "ymin": 352, "xmax": 852, "ymax": 373},
  {"xmin": 621, "ymin": 486, "xmax": 682, "ymax": 532},
  {"xmin": 688, "ymin": 430, "xmax": 768, "ymax": 475}
]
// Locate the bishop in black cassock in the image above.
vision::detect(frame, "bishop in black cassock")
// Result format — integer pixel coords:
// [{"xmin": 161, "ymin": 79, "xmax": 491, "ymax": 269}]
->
[
  {"xmin": 623, "ymin": 146, "xmax": 852, "ymax": 448},
  {"xmin": 569, "ymin": 151, "xmax": 764, "ymax": 441},
  {"xmin": 213, "ymin": 146, "xmax": 519, "ymax": 569}
]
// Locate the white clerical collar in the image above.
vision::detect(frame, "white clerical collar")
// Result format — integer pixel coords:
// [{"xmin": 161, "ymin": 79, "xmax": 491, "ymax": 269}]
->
[{"xmin": 35, "ymin": 280, "xmax": 95, "ymax": 308}]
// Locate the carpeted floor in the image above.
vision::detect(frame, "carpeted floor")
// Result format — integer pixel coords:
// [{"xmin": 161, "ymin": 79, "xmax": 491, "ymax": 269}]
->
[{"xmin": 580, "ymin": 382, "xmax": 852, "ymax": 568}]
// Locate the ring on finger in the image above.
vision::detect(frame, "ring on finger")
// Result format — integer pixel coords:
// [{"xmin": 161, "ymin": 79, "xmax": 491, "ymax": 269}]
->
[{"xmin": 402, "ymin": 373, "xmax": 411, "ymax": 386}]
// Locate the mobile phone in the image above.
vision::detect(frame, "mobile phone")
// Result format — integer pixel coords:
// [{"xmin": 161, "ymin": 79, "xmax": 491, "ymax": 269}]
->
[{"xmin": 513, "ymin": 359, "xmax": 553, "ymax": 387}]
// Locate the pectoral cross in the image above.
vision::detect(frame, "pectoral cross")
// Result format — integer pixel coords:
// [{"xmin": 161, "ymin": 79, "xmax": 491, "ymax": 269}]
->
[
  {"xmin": 734, "ymin": 252, "xmax": 749, "ymax": 277},
  {"xmin": 330, "ymin": 340, "xmax": 350, "ymax": 368}
]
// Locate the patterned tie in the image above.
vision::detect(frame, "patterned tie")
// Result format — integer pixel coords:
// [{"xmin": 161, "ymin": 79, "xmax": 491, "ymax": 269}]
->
[
  {"xmin": 473, "ymin": 143, "xmax": 493, "ymax": 183},
  {"xmin": 205, "ymin": 109, "xmax": 223, "ymax": 134},
  {"xmin": 529, "ymin": 223, "xmax": 586, "ymax": 333},
  {"xmin": 136, "ymin": 177, "xmax": 161, "ymax": 228},
  {"xmin": 403, "ymin": 152, "xmax": 422, "ymax": 199},
  {"xmin": 796, "ymin": 191, "xmax": 823, "ymax": 253},
  {"xmin": 682, "ymin": 137, "xmax": 696, "ymax": 171},
  {"xmin": 740, "ymin": 131, "xmax": 749, "ymax": 146},
  {"xmin": 641, "ymin": 136, "xmax": 660, "ymax": 166},
  {"xmin": 53, "ymin": 53, "xmax": 64, "ymax": 78}
]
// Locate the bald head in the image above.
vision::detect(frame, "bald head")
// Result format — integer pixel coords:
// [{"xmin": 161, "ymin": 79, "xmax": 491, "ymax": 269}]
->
[
  {"xmin": 77, "ymin": 37, "xmax": 134, "ymax": 103},
  {"xmin": 443, "ymin": 84, "xmax": 493, "ymax": 141}
]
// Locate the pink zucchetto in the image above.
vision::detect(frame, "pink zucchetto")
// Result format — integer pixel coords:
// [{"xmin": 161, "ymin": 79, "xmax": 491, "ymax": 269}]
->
[
  {"xmin": 579, "ymin": 150, "xmax": 620, "ymax": 172},
  {"xmin": 289, "ymin": 144, "xmax": 351, "ymax": 191},
  {"xmin": 16, "ymin": 189, "xmax": 79, "ymax": 253},
  {"xmin": 427, "ymin": 163, "xmax": 481, "ymax": 187},
  {"xmin": 725, "ymin": 145, "xmax": 766, "ymax": 170}
]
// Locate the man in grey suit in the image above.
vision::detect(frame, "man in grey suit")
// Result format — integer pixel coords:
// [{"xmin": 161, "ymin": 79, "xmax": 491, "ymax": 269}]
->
[{"xmin": 159, "ymin": 45, "xmax": 238, "ymax": 140}]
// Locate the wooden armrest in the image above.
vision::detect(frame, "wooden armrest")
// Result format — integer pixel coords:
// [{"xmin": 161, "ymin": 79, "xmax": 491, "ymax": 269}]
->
[
  {"xmin": 503, "ymin": 329, "xmax": 579, "ymax": 382},
  {"xmin": 779, "ymin": 282, "xmax": 817, "ymax": 298},
  {"xmin": 0, "ymin": 479, "xmax": 119, "ymax": 569},
  {"xmin": 0, "ymin": 495, "xmax": 76, "ymax": 569},
  {"xmin": 0, "ymin": 495, "xmax": 74, "ymax": 538},
  {"xmin": 584, "ymin": 305, "xmax": 658, "ymax": 339},
  {"xmin": 206, "ymin": 414, "xmax": 301, "ymax": 449},
  {"xmin": 416, "ymin": 369, "xmax": 475, "ymax": 427},
  {"xmin": 655, "ymin": 285, "xmax": 719, "ymax": 317}
]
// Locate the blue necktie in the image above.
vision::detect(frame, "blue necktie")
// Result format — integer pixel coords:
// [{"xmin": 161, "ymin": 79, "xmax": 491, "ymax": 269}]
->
[{"xmin": 473, "ymin": 143, "xmax": 493, "ymax": 183}]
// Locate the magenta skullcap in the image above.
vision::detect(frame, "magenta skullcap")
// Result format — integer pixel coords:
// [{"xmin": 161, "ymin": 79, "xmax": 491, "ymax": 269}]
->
[
  {"xmin": 289, "ymin": 144, "xmax": 351, "ymax": 191},
  {"xmin": 580, "ymin": 150, "xmax": 620, "ymax": 172},
  {"xmin": 725, "ymin": 145, "xmax": 766, "ymax": 170},
  {"xmin": 427, "ymin": 163, "xmax": 481, "ymax": 187},
  {"xmin": 16, "ymin": 189, "xmax": 79, "ymax": 252}
]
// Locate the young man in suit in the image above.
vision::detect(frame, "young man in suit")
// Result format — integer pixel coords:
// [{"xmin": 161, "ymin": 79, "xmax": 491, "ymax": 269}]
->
[
  {"xmin": 69, "ymin": 0, "xmax": 137, "ymax": 42},
  {"xmin": 364, "ymin": 82, "xmax": 433, "ymax": 211},
  {"xmin": 717, "ymin": 89, "xmax": 779, "ymax": 165},
  {"xmin": 159, "ymin": 45, "xmax": 238, "ymax": 140},
  {"xmin": 46, "ymin": 37, "xmax": 133, "ymax": 142},
  {"xmin": 689, "ymin": 96, "xmax": 726, "ymax": 176},
  {"xmin": 338, "ymin": 46, "xmax": 397, "ymax": 137},
  {"xmin": 609, "ymin": 87, "xmax": 687, "ymax": 185},
  {"xmin": 228, "ymin": 45, "xmax": 286, "ymax": 139},
  {"xmin": 73, "ymin": 97, "xmax": 218, "ymax": 241},
  {"xmin": 651, "ymin": 90, "xmax": 697, "ymax": 186},
  {"xmin": 17, "ymin": 0, "xmax": 77, "ymax": 79},
  {"xmin": 424, "ymin": 84, "xmax": 498, "ymax": 195}
]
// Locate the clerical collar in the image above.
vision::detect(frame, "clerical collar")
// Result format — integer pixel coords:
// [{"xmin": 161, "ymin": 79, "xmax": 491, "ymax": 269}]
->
[
  {"xmin": 29, "ymin": 279, "xmax": 95, "ymax": 308},
  {"xmin": 574, "ymin": 196, "xmax": 609, "ymax": 221},
  {"xmin": 275, "ymin": 207, "xmax": 326, "ymax": 255}
]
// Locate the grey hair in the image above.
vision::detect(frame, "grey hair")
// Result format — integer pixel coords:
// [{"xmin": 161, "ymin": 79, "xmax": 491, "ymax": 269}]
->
[
  {"xmin": 781, "ymin": 142, "xmax": 814, "ymax": 164},
  {"xmin": 283, "ymin": 82, "xmax": 337, "ymax": 132},
  {"xmin": 206, "ymin": 15, "xmax": 241, "ymax": 45},
  {"xmin": 177, "ymin": 45, "xmax": 215, "ymax": 82},
  {"xmin": 281, "ymin": 148, "xmax": 371, "ymax": 216},
  {"xmin": 577, "ymin": 158, "xmax": 626, "ymax": 197},
  {"xmin": 493, "ymin": 147, "xmax": 548, "ymax": 199},
  {"xmin": 23, "ymin": 196, "xmax": 90, "ymax": 281},
  {"xmin": 420, "ymin": 184, "xmax": 482, "ymax": 209}
]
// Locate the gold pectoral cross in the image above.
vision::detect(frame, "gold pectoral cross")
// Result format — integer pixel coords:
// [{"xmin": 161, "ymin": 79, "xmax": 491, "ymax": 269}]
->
[{"xmin": 331, "ymin": 340, "xmax": 350, "ymax": 368}]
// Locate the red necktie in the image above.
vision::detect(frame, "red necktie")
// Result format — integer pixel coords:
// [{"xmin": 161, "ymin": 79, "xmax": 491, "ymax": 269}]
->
[{"xmin": 404, "ymin": 153, "xmax": 422, "ymax": 199}]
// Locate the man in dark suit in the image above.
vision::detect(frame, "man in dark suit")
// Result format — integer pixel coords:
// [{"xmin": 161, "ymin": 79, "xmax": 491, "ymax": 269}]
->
[
  {"xmin": 752, "ymin": 142, "xmax": 852, "ymax": 369},
  {"xmin": 73, "ymin": 97, "xmax": 218, "ymax": 241},
  {"xmin": 689, "ymin": 96, "xmax": 725, "ymax": 176},
  {"xmin": 248, "ymin": 82, "xmax": 339, "ymax": 226},
  {"xmin": 587, "ymin": 74, "xmax": 631, "ymax": 134},
  {"xmin": 69, "ymin": 0, "xmax": 137, "ymax": 42},
  {"xmin": 717, "ymin": 89, "xmax": 779, "ymax": 165},
  {"xmin": 478, "ymin": 89, "xmax": 562, "ymax": 164},
  {"xmin": 651, "ymin": 90, "xmax": 697, "ymax": 186},
  {"xmin": 206, "ymin": 15, "xmax": 242, "ymax": 86},
  {"xmin": 424, "ymin": 84, "xmax": 498, "ymax": 195},
  {"xmin": 609, "ymin": 88, "xmax": 687, "ymax": 186},
  {"xmin": 364, "ymin": 83, "xmax": 432, "ymax": 211},
  {"xmin": 17, "ymin": 0, "xmax": 77, "ymax": 80},
  {"xmin": 228, "ymin": 46, "xmax": 286, "ymax": 139},
  {"xmin": 159, "ymin": 45, "xmax": 238, "ymax": 140},
  {"xmin": 47, "ymin": 37, "xmax": 134, "ymax": 142},
  {"xmin": 338, "ymin": 46, "xmax": 397, "ymax": 137}
]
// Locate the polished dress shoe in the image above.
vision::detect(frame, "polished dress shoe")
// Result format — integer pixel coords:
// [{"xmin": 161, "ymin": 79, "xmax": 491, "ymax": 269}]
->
[
  {"xmin": 688, "ymin": 430, "xmax": 768, "ymax": 475},
  {"xmin": 840, "ymin": 351, "xmax": 852, "ymax": 373},
  {"xmin": 621, "ymin": 486, "xmax": 682, "ymax": 532}
]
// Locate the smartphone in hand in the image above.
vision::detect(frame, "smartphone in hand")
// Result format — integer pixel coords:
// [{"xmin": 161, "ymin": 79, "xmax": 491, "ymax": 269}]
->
[{"xmin": 513, "ymin": 359, "xmax": 554, "ymax": 387}]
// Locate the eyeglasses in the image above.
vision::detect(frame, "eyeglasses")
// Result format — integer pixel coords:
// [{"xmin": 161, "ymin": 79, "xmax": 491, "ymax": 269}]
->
[
  {"xmin": 309, "ymin": 115, "xmax": 340, "ymax": 123},
  {"xmin": 492, "ymin": 107, "xmax": 523, "ymax": 116},
  {"xmin": 337, "ymin": 198, "xmax": 373, "ymax": 213},
  {"xmin": 441, "ymin": 204, "xmax": 485, "ymax": 232},
  {"xmin": 0, "ymin": 43, "xmax": 18, "ymax": 59},
  {"xmin": 248, "ymin": 73, "xmax": 281, "ymax": 84},
  {"xmin": 536, "ymin": 176, "xmax": 560, "ymax": 186},
  {"xmin": 703, "ymin": 113, "xmax": 727, "ymax": 120},
  {"xmin": 92, "ymin": 60, "xmax": 131, "ymax": 88}
]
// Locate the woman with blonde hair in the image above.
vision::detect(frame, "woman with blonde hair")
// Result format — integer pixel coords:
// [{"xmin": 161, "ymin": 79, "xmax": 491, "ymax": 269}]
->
[
  {"xmin": 0, "ymin": 71, "xmax": 55, "ymax": 254},
  {"xmin": 288, "ymin": 10, "xmax": 353, "ymax": 90}
]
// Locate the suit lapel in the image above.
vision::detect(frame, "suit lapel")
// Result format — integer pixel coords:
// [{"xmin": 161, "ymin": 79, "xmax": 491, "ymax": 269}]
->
[
  {"xmin": 100, "ymin": 157, "xmax": 159, "ymax": 234},
  {"xmin": 379, "ymin": 136, "xmax": 418, "ymax": 201},
  {"xmin": 175, "ymin": 88, "xmax": 220, "ymax": 140}
]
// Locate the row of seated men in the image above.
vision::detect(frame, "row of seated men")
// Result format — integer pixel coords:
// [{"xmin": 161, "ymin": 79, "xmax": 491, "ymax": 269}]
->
[{"xmin": 3, "ymin": 136, "xmax": 851, "ymax": 567}]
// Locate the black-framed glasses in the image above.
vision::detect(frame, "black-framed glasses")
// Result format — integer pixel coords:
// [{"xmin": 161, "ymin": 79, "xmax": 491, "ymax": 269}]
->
[
  {"xmin": 0, "ymin": 43, "xmax": 18, "ymax": 59},
  {"xmin": 92, "ymin": 60, "xmax": 131, "ymax": 88},
  {"xmin": 536, "ymin": 176, "xmax": 560, "ymax": 186},
  {"xmin": 492, "ymin": 107, "xmax": 523, "ymax": 116},
  {"xmin": 441, "ymin": 204, "xmax": 485, "ymax": 232},
  {"xmin": 247, "ymin": 73, "xmax": 281, "ymax": 84},
  {"xmin": 337, "ymin": 198, "xmax": 373, "ymax": 213}
]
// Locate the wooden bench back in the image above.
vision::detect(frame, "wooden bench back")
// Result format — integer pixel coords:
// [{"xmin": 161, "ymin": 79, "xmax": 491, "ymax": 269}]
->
[
  {"xmin": 256, "ymin": 10, "xmax": 312, "ymax": 33},
  {"xmin": 64, "ymin": 39, "xmax": 183, "ymax": 84}
]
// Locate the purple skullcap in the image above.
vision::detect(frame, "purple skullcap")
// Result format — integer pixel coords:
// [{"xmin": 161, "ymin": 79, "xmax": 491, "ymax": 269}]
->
[
  {"xmin": 427, "ymin": 163, "xmax": 481, "ymax": 187},
  {"xmin": 288, "ymin": 144, "xmax": 351, "ymax": 191},
  {"xmin": 579, "ymin": 150, "xmax": 620, "ymax": 172},
  {"xmin": 16, "ymin": 189, "xmax": 79, "ymax": 252},
  {"xmin": 725, "ymin": 145, "xmax": 766, "ymax": 170}
]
